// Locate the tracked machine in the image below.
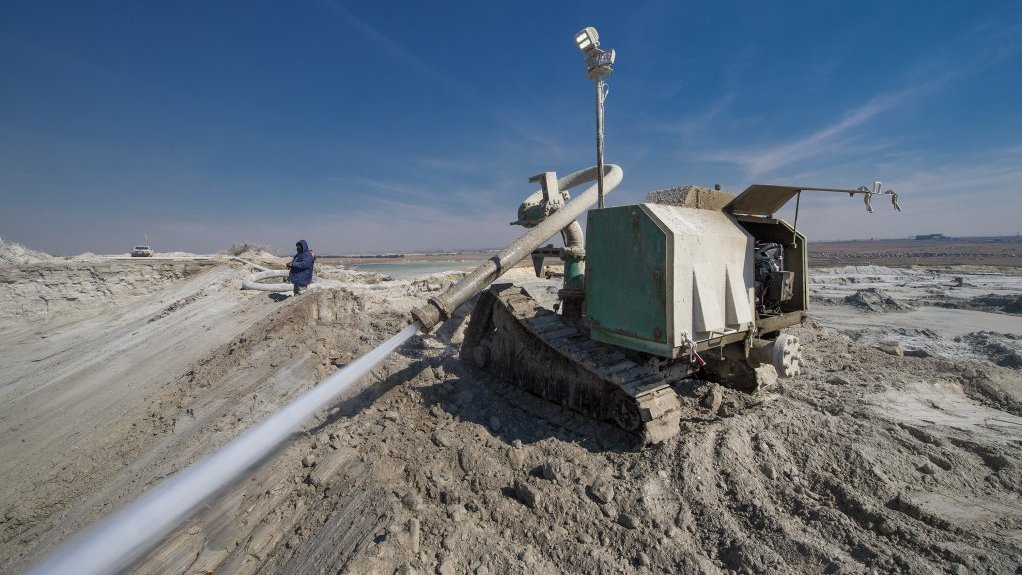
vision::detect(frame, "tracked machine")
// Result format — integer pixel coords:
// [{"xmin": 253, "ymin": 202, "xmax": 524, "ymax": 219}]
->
[
  {"xmin": 411, "ymin": 27, "xmax": 900, "ymax": 445},
  {"xmin": 411, "ymin": 167, "xmax": 900, "ymax": 444}
]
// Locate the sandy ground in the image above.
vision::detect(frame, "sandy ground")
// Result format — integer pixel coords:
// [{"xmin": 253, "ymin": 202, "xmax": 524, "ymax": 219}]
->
[{"xmin": 1, "ymin": 244, "xmax": 1021, "ymax": 574}]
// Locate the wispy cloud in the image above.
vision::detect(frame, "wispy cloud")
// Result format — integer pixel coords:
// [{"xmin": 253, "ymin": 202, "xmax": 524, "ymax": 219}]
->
[
  {"xmin": 318, "ymin": 0, "xmax": 467, "ymax": 95},
  {"xmin": 344, "ymin": 177, "xmax": 438, "ymax": 202},
  {"xmin": 889, "ymin": 146, "xmax": 1022, "ymax": 206},
  {"xmin": 302, "ymin": 201, "xmax": 517, "ymax": 253},
  {"xmin": 697, "ymin": 87, "xmax": 920, "ymax": 178},
  {"xmin": 773, "ymin": 145, "xmax": 1022, "ymax": 240},
  {"xmin": 502, "ymin": 122, "xmax": 576, "ymax": 163},
  {"xmin": 415, "ymin": 156, "xmax": 481, "ymax": 174},
  {"xmin": 645, "ymin": 92, "xmax": 735, "ymax": 138},
  {"xmin": 327, "ymin": 173, "xmax": 514, "ymax": 219},
  {"xmin": 686, "ymin": 16, "xmax": 1022, "ymax": 180}
]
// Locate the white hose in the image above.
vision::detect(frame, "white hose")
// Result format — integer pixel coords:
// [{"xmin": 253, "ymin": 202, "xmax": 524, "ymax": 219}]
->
[
  {"xmin": 240, "ymin": 270, "xmax": 409, "ymax": 292},
  {"xmin": 28, "ymin": 322, "xmax": 422, "ymax": 575},
  {"xmin": 230, "ymin": 256, "xmax": 270, "ymax": 272},
  {"xmin": 241, "ymin": 270, "xmax": 293, "ymax": 292}
]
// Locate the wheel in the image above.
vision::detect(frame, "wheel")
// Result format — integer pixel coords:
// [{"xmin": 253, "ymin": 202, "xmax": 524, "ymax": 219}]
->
[
  {"xmin": 772, "ymin": 334, "xmax": 802, "ymax": 378},
  {"xmin": 610, "ymin": 392, "xmax": 642, "ymax": 433}
]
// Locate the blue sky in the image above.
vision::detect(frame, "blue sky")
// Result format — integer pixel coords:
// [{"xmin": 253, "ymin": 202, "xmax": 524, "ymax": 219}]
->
[{"xmin": 2, "ymin": 1, "xmax": 1020, "ymax": 255}]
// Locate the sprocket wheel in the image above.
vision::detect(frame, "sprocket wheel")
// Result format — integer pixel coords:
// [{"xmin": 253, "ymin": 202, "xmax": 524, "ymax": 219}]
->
[{"xmin": 610, "ymin": 392, "xmax": 642, "ymax": 433}]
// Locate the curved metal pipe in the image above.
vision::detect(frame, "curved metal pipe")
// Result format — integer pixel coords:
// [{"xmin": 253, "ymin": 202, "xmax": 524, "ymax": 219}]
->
[
  {"xmin": 411, "ymin": 164, "xmax": 622, "ymax": 330},
  {"xmin": 561, "ymin": 220, "xmax": 584, "ymax": 250}
]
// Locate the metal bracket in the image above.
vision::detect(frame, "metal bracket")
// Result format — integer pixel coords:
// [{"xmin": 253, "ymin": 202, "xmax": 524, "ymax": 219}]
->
[
  {"xmin": 856, "ymin": 181, "xmax": 901, "ymax": 213},
  {"xmin": 530, "ymin": 244, "xmax": 563, "ymax": 278},
  {"xmin": 743, "ymin": 324, "xmax": 758, "ymax": 359},
  {"xmin": 528, "ymin": 172, "xmax": 561, "ymax": 205}
]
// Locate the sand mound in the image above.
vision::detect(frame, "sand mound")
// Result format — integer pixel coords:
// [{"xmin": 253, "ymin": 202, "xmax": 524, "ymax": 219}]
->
[
  {"xmin": 224, "ymin": 242, "xmax": 269, "ymax": 256},
  {"xmin": 970, "ymin": 293, "xmax": 1022, "ymax": 315},
  {"xmin": 963, "ymin": 331, "xmax": 1022, "ymax": 369},
  {"xmin": 843, "ymin": 288, "xmax": 915, "ymax": 312},
  {"xmin": 68, "ymin": 252, "xmax": 104, "ymax": 262},
  {"xmin": 958, "ymin": 366, "xmax": 1022, "ymax": 417},
  {"xmin": 0, "ymin": 260, "xmax": 217, "ymax": 323},
  {"xmin": 0, "ymin": 238, "xmax": 57, "ymax": 266},
  {"xmin": 244, "ymin": 249, "xmax": 281, "ymax": 260},
  {"xmin": 949, "ymin": 276, "xmax": 977, "ymax": 288},
  {"xmin": 231, "ymin": 246, "xmax": 287, "ymax": 271}
]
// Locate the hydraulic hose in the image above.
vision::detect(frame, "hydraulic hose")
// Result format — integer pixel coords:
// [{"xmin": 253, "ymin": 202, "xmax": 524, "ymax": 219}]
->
[
  {"xmin": 241, "ymin": 270, "xmax": 293, "ymax": 292},
  {"xmin": 230, "ymin": 256, "xmax": 270, "ymax": 272},
  {"xmin": 28, "ymin": 323, "xmax": 422, "ymax": 575},
  {"xmin": 240, "ymin": 270, "xmax": 408, "ymax": 292}
]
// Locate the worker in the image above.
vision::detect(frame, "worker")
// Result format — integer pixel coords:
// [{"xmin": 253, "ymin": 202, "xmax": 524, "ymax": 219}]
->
[{"xmin": 286, "ymin": 240, "xmax": 315, "ymax": 296}]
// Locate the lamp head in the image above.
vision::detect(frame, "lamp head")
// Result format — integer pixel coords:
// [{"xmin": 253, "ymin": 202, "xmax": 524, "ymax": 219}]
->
[
  {"xmin": 574, "ymin": 27, "xmax": 599, "ymax": 53},
  {"xmin": 585, "ymin": 48, "xmax": 615, "ymax": 76}
]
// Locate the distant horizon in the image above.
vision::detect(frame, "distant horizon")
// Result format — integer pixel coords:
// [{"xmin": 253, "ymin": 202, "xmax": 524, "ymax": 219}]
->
[{"xmin": 6, "ymin": 232, "xmax": 1021, "ymax": 259}]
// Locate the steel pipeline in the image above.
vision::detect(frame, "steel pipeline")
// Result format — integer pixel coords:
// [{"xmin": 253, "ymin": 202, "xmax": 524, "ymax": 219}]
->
[{"xmin": 411, "ymin": 164, "xmax": 621, "ymax": 330}]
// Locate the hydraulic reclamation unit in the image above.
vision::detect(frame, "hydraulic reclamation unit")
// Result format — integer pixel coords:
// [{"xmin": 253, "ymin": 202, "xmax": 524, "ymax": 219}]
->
[{"xmin": 584, "ymin": 188, "xmax": 808, "ymax": 358}]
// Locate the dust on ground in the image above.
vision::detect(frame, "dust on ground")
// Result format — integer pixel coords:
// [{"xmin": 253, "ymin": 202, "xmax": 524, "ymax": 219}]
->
[{"xmin": 1, "ymin": 239, "xmax": 1020, "ymax": 575}]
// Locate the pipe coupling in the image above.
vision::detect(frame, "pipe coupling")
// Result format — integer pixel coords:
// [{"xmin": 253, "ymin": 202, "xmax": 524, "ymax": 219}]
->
[
  {"xmin": 410, "ymin": 295, "xmax": 455, "ymax": 332},
  {"xmin": 563, "ymin": 246, "xmax": 586, "ymax": 260}
]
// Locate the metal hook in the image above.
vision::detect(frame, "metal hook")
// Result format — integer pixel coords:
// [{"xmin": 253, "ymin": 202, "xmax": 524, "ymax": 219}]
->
[{"xmin": 854, "ymin": 181, "xmax": 900, "ymax": 213}]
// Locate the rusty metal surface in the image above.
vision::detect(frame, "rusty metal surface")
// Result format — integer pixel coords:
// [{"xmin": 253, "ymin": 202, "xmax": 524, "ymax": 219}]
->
[
  {"xmin": 726, "ymin": 184, "xmax": 863, "ymax": 217},
  {"xmin": 461, "ymin": 285, "xmax": 683, "ymax": 445}
]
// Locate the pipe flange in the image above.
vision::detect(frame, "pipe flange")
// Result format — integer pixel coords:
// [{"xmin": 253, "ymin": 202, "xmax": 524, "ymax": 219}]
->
[
  {"xmin": 428, "ymin": 296, "xmax": 455, "ymax": 321},
  {"xmin": 562, "ymin": 246, "xmax": 586, "ymax": 260},
  {"xmin": 411, "ymin": 295, "xmax": 455, "ymax": 332},
  {"xmin": 772, "ymin": 334, "xmax": 802, "ymax": 378},
  {"xmin": 410, "ymin": 303, "xmax": 442, "ymax": 332}
]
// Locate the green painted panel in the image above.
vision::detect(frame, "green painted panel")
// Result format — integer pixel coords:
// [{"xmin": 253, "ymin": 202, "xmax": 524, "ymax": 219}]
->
[{"xmin": 585, "ymin": 206, "xmax": 670, "ymax": 356}]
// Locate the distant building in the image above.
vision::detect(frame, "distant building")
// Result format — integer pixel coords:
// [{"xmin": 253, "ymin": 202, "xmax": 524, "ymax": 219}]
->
[{"xmin": 914, "ymin": 233, "xmax": 951, "ymax": 241}]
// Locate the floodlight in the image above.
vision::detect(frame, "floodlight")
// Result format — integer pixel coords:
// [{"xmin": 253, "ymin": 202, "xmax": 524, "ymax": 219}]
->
[
  {"xmin": 575, "ymin": 27, "xmax": 599, "ymax": 53},
  {"xmin": 572, "ymin": 27, "xmax": 615, "ymax": 208},
  {"xmin": 586, "ymin": 49, "xmax": 615, "ymax": 68},
  {"xmin": 585, "ymin": 48, "xmax": 616, "ymax": 79}
]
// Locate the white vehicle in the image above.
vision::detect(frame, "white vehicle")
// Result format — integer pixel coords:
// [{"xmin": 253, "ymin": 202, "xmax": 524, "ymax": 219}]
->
[{"xmin": 131, "ymin": 245, "xmax": 153, "ymax": 257}]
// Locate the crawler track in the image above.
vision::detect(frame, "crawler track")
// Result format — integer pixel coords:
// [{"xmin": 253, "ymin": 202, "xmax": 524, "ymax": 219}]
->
[{"xmin": 461, "ymin": 285, "xmax": 684, "ymax": 444}]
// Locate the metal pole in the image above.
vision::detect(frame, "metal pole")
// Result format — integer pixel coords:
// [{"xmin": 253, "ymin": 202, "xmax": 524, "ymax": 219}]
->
[{"xmin": 596, "ymin": 79, "xmax": 606, "ymax": 209}]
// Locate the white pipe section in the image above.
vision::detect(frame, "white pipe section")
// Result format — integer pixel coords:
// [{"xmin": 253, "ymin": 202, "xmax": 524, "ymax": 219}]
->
[
  {"xmin": 240, "ymin": 270, "xmax": 409, "ymax": 292},
  {"xmin": 328, "ymin": 281, "xmax": 409, "ymax": 291},
  {"xmin": 241, "ymin": 270, "xmax": 293, "ymax": 292},
  {"xmin": 28, "ymin": 322, "xmax": 422, "ymax": 575},
  {"xmin": 230, "ymin": 256, "xmax": 270, "ymax": 272}
]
